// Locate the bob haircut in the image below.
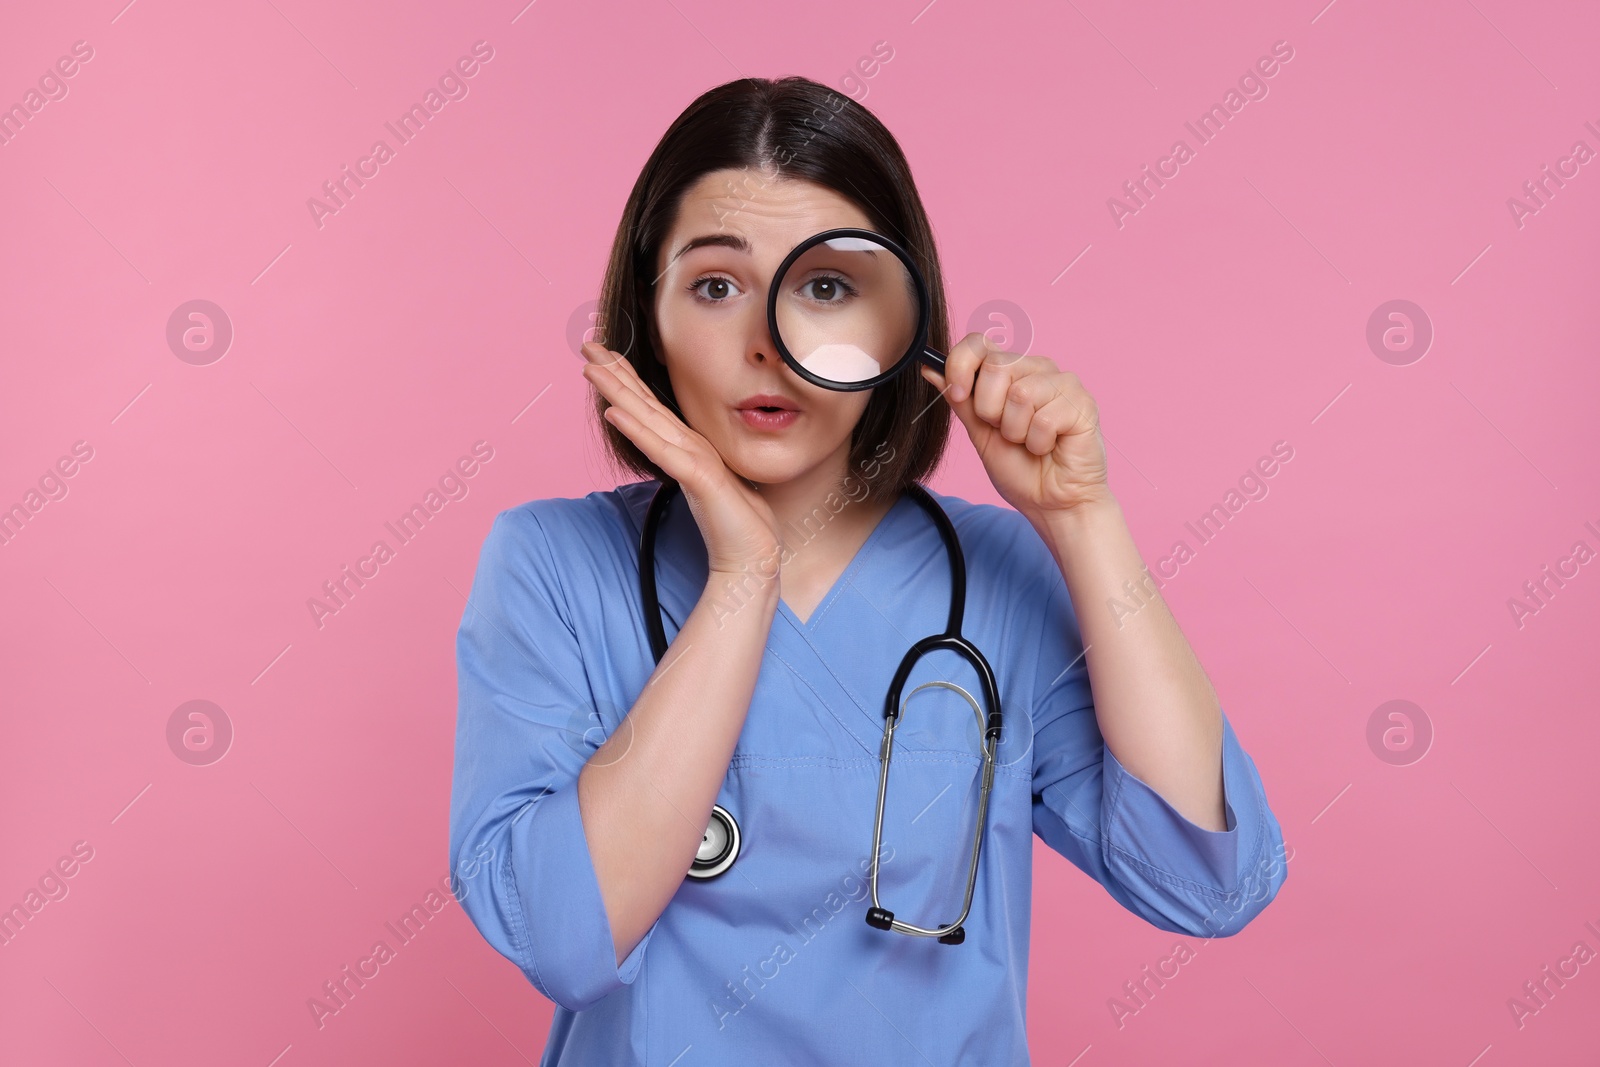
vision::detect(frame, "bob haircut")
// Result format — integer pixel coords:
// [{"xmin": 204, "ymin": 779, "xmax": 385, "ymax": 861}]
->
[{"xmin": 590, "ymin": 75, "xmax": 952, "ymax": 505}]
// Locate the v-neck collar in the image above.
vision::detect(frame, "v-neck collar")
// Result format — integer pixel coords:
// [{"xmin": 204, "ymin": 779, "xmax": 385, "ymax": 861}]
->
[{"xmin": 774, "ymin": 491, "xmax": 914, "ymax": 636}]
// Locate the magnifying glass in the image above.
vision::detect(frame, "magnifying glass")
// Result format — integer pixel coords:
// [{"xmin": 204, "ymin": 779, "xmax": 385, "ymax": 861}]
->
[{"xmin": 766, "ymin": 227, "xmax": 946, "ymax": 392}]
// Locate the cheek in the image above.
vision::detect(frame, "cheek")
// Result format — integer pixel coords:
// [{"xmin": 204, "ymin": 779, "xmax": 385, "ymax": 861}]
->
[
  {"xmin": 655, "ymin": 304, "xmax": 718, "ymax": 383},
  {"xmin": 818, "ymin": 394, "xmax": 873, "ymax": 441},
  {"xmin": 657, "ymin": 296, "xmax": 734, "ymax": 360},
  {"xmin": 866, "ymin": 311, "xmax": 906, "ymax": 355}
]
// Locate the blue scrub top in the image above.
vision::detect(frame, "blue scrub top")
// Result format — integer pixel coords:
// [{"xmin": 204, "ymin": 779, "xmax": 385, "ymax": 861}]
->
[{"xmin": 449, "ymin": 479, "xmax": 1287, "ymax": 1065}]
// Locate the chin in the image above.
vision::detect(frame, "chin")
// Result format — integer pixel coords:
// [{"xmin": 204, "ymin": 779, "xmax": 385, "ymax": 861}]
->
[
  {"xmin": 726, "ymin": 462, "xmax": 804, "ymax": 487},
  {"xmin": 721, "ymin": 449, "xmax": 816, "ymax": 487}
]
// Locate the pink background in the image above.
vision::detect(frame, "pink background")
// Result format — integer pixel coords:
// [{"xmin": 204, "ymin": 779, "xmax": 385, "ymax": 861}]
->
[{"xmin": 3, "ymin": 0, "xmax": 1598, "ymax": 1063}]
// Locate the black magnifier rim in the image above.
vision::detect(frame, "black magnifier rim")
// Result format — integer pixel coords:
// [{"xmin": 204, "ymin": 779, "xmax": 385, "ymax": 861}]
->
[{"xmin": 766, "ymin": 227, "xmax": 932, "ymax": 393}]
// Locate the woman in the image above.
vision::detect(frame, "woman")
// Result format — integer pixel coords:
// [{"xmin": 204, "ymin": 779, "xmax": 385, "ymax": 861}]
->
[{"xmin": 449, "ymin": 76, "xmax": 1286, "ymax": 1064}]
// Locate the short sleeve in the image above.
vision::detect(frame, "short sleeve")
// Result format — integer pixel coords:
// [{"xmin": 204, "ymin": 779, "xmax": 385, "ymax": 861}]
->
[
  {"xmin": 448, "ymin": 505, "xmax": 657, "ymax": 1011},
  {"xmin": 1025, "ymin": 567, "xmax": 1288, "ymax": 937}
]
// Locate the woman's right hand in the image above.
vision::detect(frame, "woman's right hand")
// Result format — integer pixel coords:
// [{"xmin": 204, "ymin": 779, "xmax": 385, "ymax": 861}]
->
[{"xmin": 581, "ymin": 341, "xmax": 784, "ymax": 582}]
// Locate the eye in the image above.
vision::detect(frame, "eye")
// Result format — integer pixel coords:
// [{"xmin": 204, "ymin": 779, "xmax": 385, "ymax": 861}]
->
[
  {"xmin": 799, "ymin": 273, "xmax": 860, "ymax": 305},
  {"xmin": 686, "ymin": 274, "xmax": 741, "ymax": 304}
]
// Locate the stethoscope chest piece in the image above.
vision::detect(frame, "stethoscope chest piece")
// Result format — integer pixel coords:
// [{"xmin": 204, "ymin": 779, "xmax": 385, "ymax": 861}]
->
[{"xmin": 686, "ymin": 803, "xmax": 741, "ymax": 880}]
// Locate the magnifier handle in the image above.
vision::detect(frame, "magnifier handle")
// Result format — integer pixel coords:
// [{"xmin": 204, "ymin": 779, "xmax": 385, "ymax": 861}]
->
[{"xmin": 921, "ymin": 346, "xmax": 947, "ymax": 374}]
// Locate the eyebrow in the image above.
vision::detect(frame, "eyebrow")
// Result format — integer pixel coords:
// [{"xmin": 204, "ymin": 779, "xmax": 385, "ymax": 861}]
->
[{"xmin": 669, "ymin": 232, "xmax": 752, "ymax": 264}]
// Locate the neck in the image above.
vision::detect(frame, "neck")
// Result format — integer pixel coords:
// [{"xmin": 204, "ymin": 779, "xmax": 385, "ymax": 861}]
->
[{"xmin": 753, "ymin": 443, "xmax": 895, "ymax": 553}]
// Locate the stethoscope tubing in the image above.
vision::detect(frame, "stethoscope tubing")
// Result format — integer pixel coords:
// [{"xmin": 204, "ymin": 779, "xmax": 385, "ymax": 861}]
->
[{"xmin": 638, "ymin": 479, "xmax": 1004, "ymax": 941}]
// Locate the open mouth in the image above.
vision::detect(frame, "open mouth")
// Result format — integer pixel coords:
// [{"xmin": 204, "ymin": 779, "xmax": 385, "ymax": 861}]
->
[
  {"xmin": 737, "ymin": 403, "xmax": 799, "ymax": 429},
  {"xmin": 735, "ymin": 394, "xmax": 799, "ymax": 428}
]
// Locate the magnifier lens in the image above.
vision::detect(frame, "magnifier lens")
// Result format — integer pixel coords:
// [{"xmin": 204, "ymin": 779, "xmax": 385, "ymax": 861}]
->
[{"xmin": 773, "ymin": 235, "xmax": 919, "ymax": 386}]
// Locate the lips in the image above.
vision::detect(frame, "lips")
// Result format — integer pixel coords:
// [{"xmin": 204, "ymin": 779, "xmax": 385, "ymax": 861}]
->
[
  {"xmin": 735, "ymin": 393, "xmax": 801, "ymax": 431},
  {"xmin": 735, "ymin": 394, "xmax": 800, "ymax": 413}
]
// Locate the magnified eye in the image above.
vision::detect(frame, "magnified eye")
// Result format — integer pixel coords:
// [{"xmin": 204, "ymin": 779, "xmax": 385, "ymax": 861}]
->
[{"xmin": 800, "ymin": 273, "xmax": 860, "ymax": 305}]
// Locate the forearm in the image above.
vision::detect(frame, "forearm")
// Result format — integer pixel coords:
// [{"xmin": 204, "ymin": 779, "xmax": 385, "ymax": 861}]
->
[
  {"xmin": 1027, "ymin": 495, "xmax": 1227, "ymax": 831},
  {"xmin": 577, "ymin": 568, "xmax": 779, "ymax": 966}
]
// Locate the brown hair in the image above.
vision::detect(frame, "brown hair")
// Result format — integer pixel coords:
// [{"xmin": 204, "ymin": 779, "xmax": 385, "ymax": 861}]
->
[{"xmin": 590, "ymin": 76, "xmax": 951, "ymax": 504}]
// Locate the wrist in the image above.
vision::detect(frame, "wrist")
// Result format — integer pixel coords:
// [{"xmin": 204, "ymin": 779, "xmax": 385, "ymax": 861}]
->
[
  {"xmin": 703, "ymin": 564, "xmax": 781, "ymax": 613},
  {"xmin": 1026, "ymin": 490, "xmax": 1124, "ymax": 543}
]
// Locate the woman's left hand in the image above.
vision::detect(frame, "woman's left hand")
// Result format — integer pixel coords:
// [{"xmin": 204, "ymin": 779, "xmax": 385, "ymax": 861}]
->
[{"xmin": 920, "ymin": 332, "xmax": 1112, "ymax": 519}]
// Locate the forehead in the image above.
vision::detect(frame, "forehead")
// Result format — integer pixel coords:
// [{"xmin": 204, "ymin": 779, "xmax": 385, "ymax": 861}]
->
[{"xmin": 660, "ymin": 170, "xmax": 875, "ymax": 266}]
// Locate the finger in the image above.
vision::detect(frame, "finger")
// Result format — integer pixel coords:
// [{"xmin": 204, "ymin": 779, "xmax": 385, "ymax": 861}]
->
[
  {"xmin": 1023, "ymin": 391, "xmax": 1084, "ymax": 456},
  {"xmin": 582, "ymin": 345, "xmax": 655, "ymax": 405},
  {"xmin": 1035, "ymin": 378, "xmax": 1098, "ymax": 450},
  {"xmin": 603, "ymin": 405, "xmax": 675, "ymax": 469},
  {"xmin": 918, "ymin": 360, "xmax": 956, "ymax": 405},
  {"xmin": 944, "ymin": 332, "xmax": 990, "ymax": 404},
  {"xmin": 972, "ymin": 342, "xmax": 1023, "ymax": 428},
  {"xmin": 581, "ymin": 340, "xmax": 628, "ymax": 369},
  {"xmin": 603, "ymin": 351, "xmax": 692, "ymax": 426},
  {"xmin": 995, "ymin": 366, "xmax": 1077, "ymax": 445},
  {"xmin": 584, "ymin": 348, "xmax": 684, "ymax": 428},
  {"xmin": 1046, "ymin": 371, "xmax": 1097, "ymax": 434},
  {"xmin": 585, "ymin": 362, "xmax": 655, "ymax": 418},
  {"xmin": 998, "ymin": 373, "xmax": 1052, "ymax": 446},
  {"xmin": 602, "ymin": 403, "xmax": 700, "ymax": 485},
  {"xmin": 920, "ymin": 361, "xmax": 986, "ymax": 441},
  {"xmin": 596, "ymin": 368, "xmax": 696, "ymax": 452}
]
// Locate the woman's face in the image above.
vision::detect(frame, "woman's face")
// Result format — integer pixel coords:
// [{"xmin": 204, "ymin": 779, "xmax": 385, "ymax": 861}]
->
[{"xmin": 651, "ymin": 171, "xmax": 878, "ymax": 488}]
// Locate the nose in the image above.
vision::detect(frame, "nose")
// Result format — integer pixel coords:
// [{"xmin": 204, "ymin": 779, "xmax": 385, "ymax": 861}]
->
[{"xmin": 745, "ymin": 300, "xmax": 780, "ymax": 368}]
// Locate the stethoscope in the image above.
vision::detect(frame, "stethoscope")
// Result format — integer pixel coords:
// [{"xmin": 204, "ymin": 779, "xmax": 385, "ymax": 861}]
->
[{"xmin": 638, "ymin": 478, "xmax": 1004, "ymax": 945}]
